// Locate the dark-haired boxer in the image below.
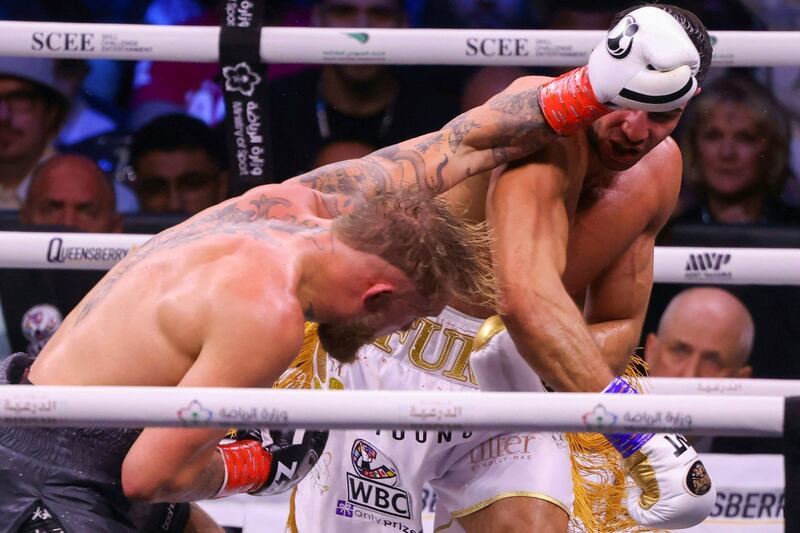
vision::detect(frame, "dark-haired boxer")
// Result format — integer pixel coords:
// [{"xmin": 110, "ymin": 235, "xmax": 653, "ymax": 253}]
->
[{"xmin": 291, "ymin": 5, "xmax": 716, "ymax": 532}]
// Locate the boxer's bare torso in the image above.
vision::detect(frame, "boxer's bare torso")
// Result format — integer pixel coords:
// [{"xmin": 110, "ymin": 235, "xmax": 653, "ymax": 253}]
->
[
  {"xmin": 443, "ymin": 80, "xmax": 682, "ymax": 532},
  {"xmin": 30, "ymin": 184, "xmax": 332, "ymax": 389}
]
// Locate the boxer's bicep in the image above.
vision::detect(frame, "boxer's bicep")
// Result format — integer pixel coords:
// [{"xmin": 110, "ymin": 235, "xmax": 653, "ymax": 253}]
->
[
  {"xmin": 122, "ymin": 307, "xmax": 304, "ymax": 502},
  {"xmin": 488, "ymin": 141, "xmax": 573, "ymax": 312},
  {"xmin": 583, "ymin": 146, "xmax": 679, "ymax": 373},
  {"xmin": 584, "ymin": 232, "xmax": 656, "ymax": 373}
]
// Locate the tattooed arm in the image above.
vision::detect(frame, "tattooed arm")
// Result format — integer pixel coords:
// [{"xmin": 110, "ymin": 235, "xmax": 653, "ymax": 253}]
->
[{"xmin": 289, "ymin": 75, "xmax": 559, "ymax": 215}]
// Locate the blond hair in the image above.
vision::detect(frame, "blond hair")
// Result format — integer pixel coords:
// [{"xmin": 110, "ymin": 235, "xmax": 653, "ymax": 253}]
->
[{"xmin": 332, "ymin": 188, "xmax": 496, "ymax": 308}]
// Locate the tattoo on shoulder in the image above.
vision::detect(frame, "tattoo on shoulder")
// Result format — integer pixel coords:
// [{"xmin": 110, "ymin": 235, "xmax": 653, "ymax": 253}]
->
[{"xmin": 75, "ymin": 194, "xmax": 327, "ymax": 324}]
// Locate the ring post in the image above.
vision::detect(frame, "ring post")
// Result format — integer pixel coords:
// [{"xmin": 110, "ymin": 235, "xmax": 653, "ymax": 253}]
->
[
  {"xmin": 785, "ymin": 396, "xmax": 800, "ymax": 532},
  {"xmin": 218, "ymin": 0, "xmax": 270, "ymax": 194}
]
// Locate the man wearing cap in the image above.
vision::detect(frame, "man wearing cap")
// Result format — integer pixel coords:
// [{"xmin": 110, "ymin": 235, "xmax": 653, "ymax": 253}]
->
[{"xmin": 0, "ymin": 57, "xmax": 69, "ymax": 210}]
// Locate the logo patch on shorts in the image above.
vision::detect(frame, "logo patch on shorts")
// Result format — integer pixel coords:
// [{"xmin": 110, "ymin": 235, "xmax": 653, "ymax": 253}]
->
[
  {"xmin": 19, "ymin": 501, "xmax": 65, "ymax": 533},
  {"xmin": 351, "ymin": 439, "xmax": 399, "ymax": 482},
  {"xmin": 345, "ymin": 439, "xmax": 412, "ymax": 519},
  {"xmin": 686, "ymin": 460, "xmax": 712, "ymax": 496}
]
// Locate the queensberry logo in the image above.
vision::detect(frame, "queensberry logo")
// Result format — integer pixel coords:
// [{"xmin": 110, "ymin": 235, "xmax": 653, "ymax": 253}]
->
[
  {"xmin": 685, "ymin": 253, "xmax": 732, "ymax": 280},
  {"xmin": 345, "ymin": 439, "xmax": 411, "ymax": 519},
  {"xmin": 46, "ymin": 238, "xmax": 129, "ymax": 264}
]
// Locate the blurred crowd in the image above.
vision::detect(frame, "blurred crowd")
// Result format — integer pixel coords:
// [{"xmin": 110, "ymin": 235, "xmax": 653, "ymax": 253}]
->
[{"xmin": 0, "ymin": 0, "xmax": 799, "ymax": 454}]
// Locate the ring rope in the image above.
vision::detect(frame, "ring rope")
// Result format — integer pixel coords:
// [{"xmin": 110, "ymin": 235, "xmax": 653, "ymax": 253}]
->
[
  {"xmin": 648, "ymin": 377, "xmax": 800, "ymax": 396},
  {"xmin": 0, "ymin": 386, "xmax": 783, "ymax": 436},
  {"xmin": 1, "ymin": 231, "xmax": 797, "ymax": 285},
  {"xmin": 0, "ymin": 21, "xmax": 798, "ymax": 67}
]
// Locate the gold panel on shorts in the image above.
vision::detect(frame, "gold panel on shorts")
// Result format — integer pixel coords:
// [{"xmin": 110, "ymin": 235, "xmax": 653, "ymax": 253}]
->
[{"xmin": 472, "ymin": 315, "xmax": 506, "ymax": 352}]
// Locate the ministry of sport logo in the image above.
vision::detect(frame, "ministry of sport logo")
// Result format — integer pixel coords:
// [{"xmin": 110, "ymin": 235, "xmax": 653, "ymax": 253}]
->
[
  {"xmin": 222, "ymin": 61, "xmax": 262, "ymax": 96},
  {"xmin": 582, "ymin": 404, "xmax": 618, "ymax": 430},
  {"xmin": 177, "ymin": 400, "xmax": 213, "ymax": 425},
  {"xmin": 606, "ymin": 15, "xmax": 639, "ymax": 58},
  {"xmin": 338, "ymin": 438, "xmax": 412, "ymax": 519}
]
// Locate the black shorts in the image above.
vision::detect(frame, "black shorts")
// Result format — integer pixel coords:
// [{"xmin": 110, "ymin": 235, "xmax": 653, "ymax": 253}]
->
[{"xmin": 0, "ymin": 353, "xmax": 190, "ymax": 533}]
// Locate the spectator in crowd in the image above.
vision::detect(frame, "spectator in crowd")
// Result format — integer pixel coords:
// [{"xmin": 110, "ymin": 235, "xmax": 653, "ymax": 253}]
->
[
  {"xmin": 20, "ymin": 154, "xmax": 122, "ymax": 233},
  {"xmin": 0, "ymin": 56, "xmax": 137, "ymax": 213},
  {"xmin": 129, "ymin": 113, "xmax": 228, "ymax": 215},
  {"xmin": 674, "ymin": 74, "xmax": 800, "ymax": 225},
  {"xmin": 3, "ymin": 153, "xmax": 122, "ymax": 356},
  {"xmin": 268, "ymin": 0, "xmax": 459, "ymax": 181},
  {"xmin": 643, "ymin": 286, "xmax": 785, "ymax": 454},
  {"xmin": 53, "ymin": 59, "xmax": 119, "ymax": 148},
  {"xmin": 747, "ymin": 0, "xmax": 800, "ymax": 203},
  {"xmin": 645, "ymin": 287, "xmax": 753, "ymax": 380},
  {"xmin": 0, "ymin": 58, "xmax": 69, "ymax": 210}
]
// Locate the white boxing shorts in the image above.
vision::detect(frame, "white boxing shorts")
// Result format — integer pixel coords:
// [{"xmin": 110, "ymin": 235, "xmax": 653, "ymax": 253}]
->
[{"xmin": 290, "ymin": 307, "xmax": 573, "ymax": 533}]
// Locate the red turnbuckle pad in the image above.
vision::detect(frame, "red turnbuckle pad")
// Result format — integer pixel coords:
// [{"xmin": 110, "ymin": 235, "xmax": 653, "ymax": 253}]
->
[
  {"xmin": 216, "ymin": 439, "xmax": 272, "ymax": 497},
  {"xmin": 537, "ymin": 66, "xmax": 610, "ymax": 136}
]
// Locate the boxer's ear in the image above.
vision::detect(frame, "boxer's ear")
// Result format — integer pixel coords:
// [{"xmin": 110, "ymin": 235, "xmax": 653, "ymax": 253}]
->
[{"xmin": 362, "ymin": 283, "xmax": 395, "ymax": 312}]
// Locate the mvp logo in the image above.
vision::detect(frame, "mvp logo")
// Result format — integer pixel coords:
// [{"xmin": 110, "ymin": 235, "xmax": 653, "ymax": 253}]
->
[
  {"xmin": 685, "ymin": 253, "xmax": 731, "ymax": 271},
  {"xmin": 346, "ymin": 473, "xmax": 411, "ymax": 519}
]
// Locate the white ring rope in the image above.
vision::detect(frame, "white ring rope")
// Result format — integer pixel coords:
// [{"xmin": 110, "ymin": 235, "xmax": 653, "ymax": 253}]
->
[
  {"xmin": 0, "ymin": 386, "xmax": 783, "ymax": 436},
  {"xmin": 649, "ymin": 377, "xmax": 800, "ymax": 396},
  {"xmin": 0, "ymin": 21, "xmax": 797, "ymax": 67},
  {"xmin": 1, "ymin": 231, "xmax": 798, "ymax": 286}
]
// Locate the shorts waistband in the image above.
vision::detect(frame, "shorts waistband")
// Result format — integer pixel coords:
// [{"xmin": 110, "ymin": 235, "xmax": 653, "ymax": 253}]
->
[{"xmin": 0, "ymin": 353, "xmax": 141, "ymax": 475}]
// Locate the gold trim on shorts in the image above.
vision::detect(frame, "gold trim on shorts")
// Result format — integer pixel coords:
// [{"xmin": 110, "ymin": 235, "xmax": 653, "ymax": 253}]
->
[
  {"xmin": 433, "ymin": 518, "xmax": 457, "ymax": 532},
  {"xmin": 287, "ymin": 487, "xmax": 299, "ymax": 533},
  {"xmin": 449, "ymin": 491, "xmax": 570, "ymax": 519}
]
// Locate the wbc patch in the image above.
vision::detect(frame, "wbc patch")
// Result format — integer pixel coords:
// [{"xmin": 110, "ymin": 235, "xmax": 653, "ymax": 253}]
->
[
  {"xmin": 685, "ymin": 460, "xmax": 712, "ymax": 496},
  {"xmin": 344, "ymin": 439, "xmax": 412, "ymax": 519}
]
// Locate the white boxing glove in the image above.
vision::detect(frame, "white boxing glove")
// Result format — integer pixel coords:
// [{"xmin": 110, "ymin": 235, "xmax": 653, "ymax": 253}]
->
[
  {"xmin": 589, "ymin": 6, "xmax": 700, "ymax": 112},
  {"xmin": 623, "ymin": 433, "xmax": 716, "ymax": 529},
  {"xmin": 538, "ymin": 6, "xmax": 702, "ymax": 135}
]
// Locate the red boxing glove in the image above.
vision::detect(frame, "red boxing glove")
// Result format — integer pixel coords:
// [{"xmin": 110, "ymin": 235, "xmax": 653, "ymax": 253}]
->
[
  {"xmin": 538, "ymin": 66, "xmax": 609, "ymax": 136},
  {"xmin": 214, "ymin": 439, "xmax": 272, "ymax": 498}
]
